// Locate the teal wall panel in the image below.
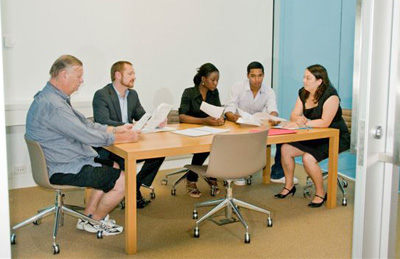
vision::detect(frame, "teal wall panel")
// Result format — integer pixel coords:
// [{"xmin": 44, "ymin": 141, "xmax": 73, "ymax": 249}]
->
[
  {"xmin": 274, "ymin": 0, "xmax": 357, "ymax": 179},
  {"xmin": 276, "ymin": 0, "xmax": 356, "ymax": 118}
]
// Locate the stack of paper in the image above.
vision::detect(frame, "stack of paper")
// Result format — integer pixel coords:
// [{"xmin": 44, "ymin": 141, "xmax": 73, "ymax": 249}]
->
[{"xmin": 172, "ymin": 126, "xmax": 230, "ymax": 137}]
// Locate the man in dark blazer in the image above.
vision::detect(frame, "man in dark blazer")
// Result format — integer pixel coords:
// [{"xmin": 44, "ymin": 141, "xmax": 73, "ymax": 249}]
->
[{"xmin": 92, "ymin": 61, "xmax": 165, "ymax": 208}]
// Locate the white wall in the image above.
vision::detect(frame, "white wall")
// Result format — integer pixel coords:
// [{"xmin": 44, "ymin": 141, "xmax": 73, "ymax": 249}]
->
[
  {"xmin": 0, "ymin": 3, "xmax": 11, "ymax": 257},
  {"xmin": 2, "ymin": 0, "xmax": 274, "ymax": 189}
]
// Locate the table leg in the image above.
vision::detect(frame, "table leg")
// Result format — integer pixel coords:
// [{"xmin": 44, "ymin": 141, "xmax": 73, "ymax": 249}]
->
[
  {"xmin": 125, "ymin": 155, "xmax": 137, "ymax": 254},
  {"xmin": 327, "ymin": 132, "xmax": 339, "ymax": 208},
  {"xmin": 263, "ymin": 145, "xmax": 272, "ymax": 184}
]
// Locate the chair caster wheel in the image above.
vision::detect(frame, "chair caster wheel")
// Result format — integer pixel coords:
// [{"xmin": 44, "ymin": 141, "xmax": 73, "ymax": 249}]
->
[
  {"xmin": 33, "ymin": 219, "xmax": 41, "ymax": 225},
  {"xmin": 343, "ymin": 180, "xmax": 348, "ymax": 188},
  {"xmin": 303, "ymin": 189, "xmax": 311, "ymax": 199},
  {"xmin": 97, "ymin": 231, "xmax": 103, "ymax": 239},
  {"xmin": 210, "ymin": 188, "xmax": 215, "ymax": 197},
  {"xmin": 246, "ymin": 178, "xmax": 252, "ymax": 185},
  {"xmin": 52, "ymin": 244, "xmax": 60, "ymax": 254},
  {"xmin": 194, "ymin": 227, "xmax": 200, "ymax": 238},
  {"xmin": 267, "ymin": 217, "xmax": 273, "ymax": 227},
  {"xmin": 150, "ymin": 192, "xmax": 156, "ymax": 199},
  {"xmin": 193, "ymin": 210, "xmax": 198, "ymax": 219},
  {"xmin": 161, "ymin": 179, "xmax": 168, "ymax": 185},
  {"xmin": 171, "ymin": 189, "xmax": 176, "ymax": 196},
  {"xmin": 244, "ymin": 233, "xmax": 250, "ymax": 243},
  {"xmin": 10, "ymin": 233, "xmax": 16, "ymax": 245},
  {"xmin": 342, "ymin": 198, "xmax": 347, "ymax": 206}
]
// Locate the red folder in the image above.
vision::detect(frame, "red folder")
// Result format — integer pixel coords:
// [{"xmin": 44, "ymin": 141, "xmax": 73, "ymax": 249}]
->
[{"xmin": 267, "ymin": 128, "xmax": 297, "ymax": 136}]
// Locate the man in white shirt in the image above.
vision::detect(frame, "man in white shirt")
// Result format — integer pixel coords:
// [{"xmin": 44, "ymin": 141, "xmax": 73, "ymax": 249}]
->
[{"xmin": 225, "ymin": 61, "xmax": 298, "ymax": 185}]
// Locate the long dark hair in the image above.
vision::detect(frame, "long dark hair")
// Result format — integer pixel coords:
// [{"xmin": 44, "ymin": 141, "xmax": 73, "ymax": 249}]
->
[
  {"xmin": 300, "ymin": 64, "xmax": 332, "ymax": 103},
  {"xmin": 193, "ymin": 63, "xmax": 219, "ymax": 86}
]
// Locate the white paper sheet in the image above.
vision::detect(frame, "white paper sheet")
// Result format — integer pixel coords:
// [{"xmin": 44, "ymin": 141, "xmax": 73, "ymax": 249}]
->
[
  {"xmin": 253, "ymin": 112, "xmax": 287, "ymax": 122},
  {"xmin": 172, "ymin": 126, "xmax": 230, "ymax": 137},
  {"xmin": 200, "ymin": 102, "xmax": 224, "ymax": 118},
  {"xmin": 236, "ymin": 109, "xmax": 262, "ymax": 126},
  {"xmin": 132, "ymin": 113, "xmax": 151, "ymax": 131},
  {"xmin": 143, "ymin": 103, "xmax": 173, "ymax": 131}
]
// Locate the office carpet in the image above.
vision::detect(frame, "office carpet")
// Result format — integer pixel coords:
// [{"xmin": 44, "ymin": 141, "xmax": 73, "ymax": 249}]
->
[{"xmin": 8, "ymin": 165, "xmax": 399, "ymax": 259}]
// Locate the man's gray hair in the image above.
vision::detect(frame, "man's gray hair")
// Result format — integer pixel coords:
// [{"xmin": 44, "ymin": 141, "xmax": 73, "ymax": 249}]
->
[{"xmin": 49, "ymin": 55, "xmax": 82, "ymax": 78}]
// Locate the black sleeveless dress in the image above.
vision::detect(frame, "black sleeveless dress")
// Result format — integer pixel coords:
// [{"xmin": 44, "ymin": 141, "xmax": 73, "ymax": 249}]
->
[{"xmin": 288, "ymin": 86, "xmax": 350, "ymax": 162}]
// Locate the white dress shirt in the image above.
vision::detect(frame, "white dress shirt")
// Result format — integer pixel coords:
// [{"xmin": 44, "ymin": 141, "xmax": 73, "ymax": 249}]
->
[
  {"xmin": 225, "ymin": 79, "xmax": 278, "ymax": 115},
  {"xmin": 112, "ymin": 84, "xmax": 130, "ymax": 123}
]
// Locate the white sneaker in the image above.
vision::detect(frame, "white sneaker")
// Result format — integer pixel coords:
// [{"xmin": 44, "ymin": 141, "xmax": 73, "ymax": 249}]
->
[
  {"xmin": 77, "ymin": 218, "xmax": 123, "ymax": 236},
  {"xmin": 270, "ymin": 177, "xmax": 299, "ymax": 185},
  {"xmin": 234, "ymin": 178, "xmax": 246, "ymax": 186},
  {"xmin": 76, "ymin": 214, "xmax": 111, "ymax": 230}
]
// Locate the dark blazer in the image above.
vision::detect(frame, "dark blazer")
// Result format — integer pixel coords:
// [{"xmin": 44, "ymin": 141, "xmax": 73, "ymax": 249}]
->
[{"xmin": 92, "ymin": 83, "xmax": 146, "ymax": 126}]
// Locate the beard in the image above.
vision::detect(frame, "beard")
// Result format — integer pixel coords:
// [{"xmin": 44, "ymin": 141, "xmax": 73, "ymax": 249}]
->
[{"xmin": 121, "ymin": 77, "xmax": 134, "ymax": 89}]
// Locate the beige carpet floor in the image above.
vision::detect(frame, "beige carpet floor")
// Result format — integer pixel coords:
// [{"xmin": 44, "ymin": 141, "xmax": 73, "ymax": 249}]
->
[{"xmin": 8, "ymin": 165, "xmax": 400, "ymax": 258}]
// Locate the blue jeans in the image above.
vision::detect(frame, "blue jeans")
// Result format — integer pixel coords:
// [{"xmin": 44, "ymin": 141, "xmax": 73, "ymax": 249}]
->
[{"xmin": 271, "ymin": 144, "xmax": 284, "ymax": 179}]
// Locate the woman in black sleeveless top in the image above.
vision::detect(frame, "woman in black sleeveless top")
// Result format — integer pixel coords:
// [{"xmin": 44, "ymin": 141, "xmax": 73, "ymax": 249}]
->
[{"xmin": 274, "ymin": 64, "xmax": 350, "ymax": 207}]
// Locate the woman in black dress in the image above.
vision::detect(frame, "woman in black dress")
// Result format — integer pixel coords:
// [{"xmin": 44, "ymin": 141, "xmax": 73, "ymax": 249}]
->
[
  {"xmin": 274, "ymin": 64, "xmax": 350, "ymax": 207},
  {"xmin": 179, "ymin": 63, "xmax": 224, "ymax": 198}
]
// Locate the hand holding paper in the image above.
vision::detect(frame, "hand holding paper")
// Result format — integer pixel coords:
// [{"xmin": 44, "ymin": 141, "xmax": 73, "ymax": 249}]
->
[
  {"xmin": 142, "ymin": 103, "xmax": 173, "ymax": 131},
  {"xmin": 236, "ymin": 109, "xmax": 262, "ymax": 126},
  {"xmin": 200, "ymin": 102, "xmax": 224, "ymax": 119}
]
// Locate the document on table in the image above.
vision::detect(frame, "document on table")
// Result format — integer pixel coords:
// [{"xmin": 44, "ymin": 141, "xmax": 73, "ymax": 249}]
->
[
  {"xmin": 172, "ymin": 126, "xmax": 230, "ymax": 137},
  {"xmin": 274, "ymin": 125, "xmax": 311, "ymax": 130},
  {"xmin": 252, "ymin": 112, "xmax": 287, "ymax": 122},
  {"xmin": 200, "ymin": 102, "xmax": 224, "ymax": 118},
  {"xmin": 143, "ymin": 103, "xmax": 173, "ymax": 131},
  {"xmin": 142, "ymin": 126, "xmax": 175, "ymax": 134}
]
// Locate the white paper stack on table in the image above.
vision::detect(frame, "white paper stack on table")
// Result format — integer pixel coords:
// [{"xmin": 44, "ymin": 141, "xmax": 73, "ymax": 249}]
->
[
  {"xmin": 132, "ymin": 103, "xmax": 175, "ymax": 133},
  {"xmin": 172, "ymin": 126, "xmax": 230, "ymax": 137},
  {"xmin": 236, "ymin": 109, "xmax": 287, "ymax": 126}
]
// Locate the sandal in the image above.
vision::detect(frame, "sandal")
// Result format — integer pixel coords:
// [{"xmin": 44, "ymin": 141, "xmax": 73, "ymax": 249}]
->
[{"xmin": 186, "ymin": 181, "xmax": 202, "ymax": 198}]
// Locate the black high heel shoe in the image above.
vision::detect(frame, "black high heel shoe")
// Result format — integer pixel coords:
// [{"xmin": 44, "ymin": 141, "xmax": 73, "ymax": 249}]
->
[
  {"xmin": 308, "ymin": 193, "xmax": 327, "ymax": 208},
  {"xmin": 274, "ymin": 185, "xmax": 296, "ymax": 199}
]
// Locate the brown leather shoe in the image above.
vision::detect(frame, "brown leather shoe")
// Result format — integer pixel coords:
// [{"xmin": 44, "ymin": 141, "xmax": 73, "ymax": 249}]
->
[{"xmin": 186, "ymin": 181, "xmax": 202, "ymax": 198}]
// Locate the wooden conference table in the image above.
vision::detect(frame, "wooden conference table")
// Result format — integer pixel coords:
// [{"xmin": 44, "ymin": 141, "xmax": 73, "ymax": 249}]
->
[{"xmin": 104, "ymin": 121, "xmax": 339, "ymax": 255}]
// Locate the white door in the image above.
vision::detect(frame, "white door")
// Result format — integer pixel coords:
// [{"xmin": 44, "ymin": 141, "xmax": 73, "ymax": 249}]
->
[{"xmin": 352, "ymin": 0, "xmax": 400, "ymax": 258}]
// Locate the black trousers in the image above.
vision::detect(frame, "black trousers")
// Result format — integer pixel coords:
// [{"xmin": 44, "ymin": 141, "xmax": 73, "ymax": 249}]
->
[{"xmin": 95, "ymin": 148, "xmax": 165, "ymax": 197}]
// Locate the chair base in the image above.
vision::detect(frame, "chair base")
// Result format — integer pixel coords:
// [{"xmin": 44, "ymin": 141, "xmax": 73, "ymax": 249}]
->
[
  {"xmin": 192, "ymin": 181, "xmax": 272, "ymax": 243},
  {"xmin": 163, "ymin": 168, "xmax": 214, "ymax": 196},
  {"xmin": 11, "ymin": 190, "xmax": 103, "ymax": 254},
  {"xmin": 303, "ymin": 171, "xmax": 349, "ymax": 206}
]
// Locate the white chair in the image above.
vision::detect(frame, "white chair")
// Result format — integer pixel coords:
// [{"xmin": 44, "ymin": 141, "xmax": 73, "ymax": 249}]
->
[
  {"xmin": 185, "ymin": 130, "xmax": 272, "ymax": 243},
  {"xmin": 10, "ymin": 135, "xmax": 103, "ymax": 255}
]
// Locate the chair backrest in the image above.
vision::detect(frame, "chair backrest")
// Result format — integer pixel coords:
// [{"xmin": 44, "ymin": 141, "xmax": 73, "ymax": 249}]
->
[
  {"xmin": 24, "ymin": 135, "xmax": 54, "ymax": 189},
  {"xmin": 205, "ymin": 130, "xmax": 268, "ymax": 179},
  {"xmin": 342, "ymin": 109, "xmax": 352, "ymax": 133},
  {"xmin": 167, "ymin": 109, "xmax": 180, "ymax": 124},
  {"xmin": 24, "ymin": 135, "xmax": 77, "ymax": 190}
]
